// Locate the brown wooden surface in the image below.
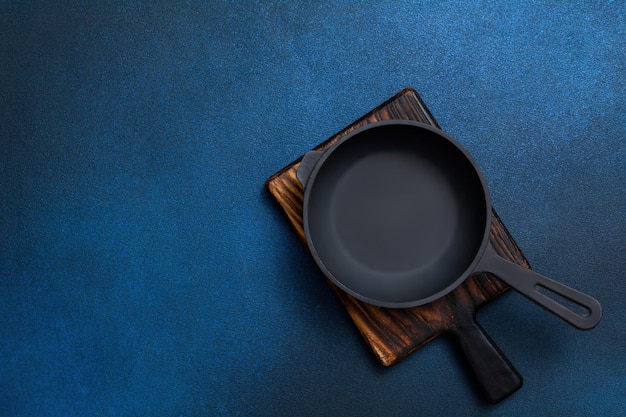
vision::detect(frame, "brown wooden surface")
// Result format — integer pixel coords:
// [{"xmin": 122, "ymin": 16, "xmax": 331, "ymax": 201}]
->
[{"xmin": 266, "ymin": 88, "xmax": 531, "ymax": 367}]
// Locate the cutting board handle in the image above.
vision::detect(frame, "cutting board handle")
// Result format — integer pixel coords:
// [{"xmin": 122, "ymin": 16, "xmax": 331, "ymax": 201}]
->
[{"xmin": 449, "ymin": 315, "xmax": 523, "ymax": 403}]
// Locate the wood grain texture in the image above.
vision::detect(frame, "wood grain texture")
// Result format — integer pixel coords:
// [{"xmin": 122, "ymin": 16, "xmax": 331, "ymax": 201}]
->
[{"xmin": 266, "ymin": 88, "xmax": 531, "ymax": 368}]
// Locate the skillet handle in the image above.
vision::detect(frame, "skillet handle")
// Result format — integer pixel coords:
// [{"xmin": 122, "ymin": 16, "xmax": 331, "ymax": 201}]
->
[
  {"xmin": 449, "ymin": 314, "xmax": 523, "ymax": 404},
  {"xmin": 296, "ymin": 150, "xmax": 323, "ymax": 188},
  {"xmin": 477, "ymin": 244, "xmax": 602, "ymax": 330}
]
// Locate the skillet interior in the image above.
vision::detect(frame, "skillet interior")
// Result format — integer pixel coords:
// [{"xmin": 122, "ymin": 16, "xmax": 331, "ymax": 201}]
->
[{"xmin": 305, "ymin": 124, "xmax": 489, "ymax": 306}]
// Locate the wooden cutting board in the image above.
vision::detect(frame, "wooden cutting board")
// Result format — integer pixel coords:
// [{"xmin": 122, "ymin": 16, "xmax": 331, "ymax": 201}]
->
[{"xmin": 266, "ymin": 88, "xmax": 530, "ymax": 403}]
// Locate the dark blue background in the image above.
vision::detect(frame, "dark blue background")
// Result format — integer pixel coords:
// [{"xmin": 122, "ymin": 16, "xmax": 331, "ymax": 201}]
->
[{"xmin": 1, "ymin": 2, "xmax": 624, "ymax": 416}]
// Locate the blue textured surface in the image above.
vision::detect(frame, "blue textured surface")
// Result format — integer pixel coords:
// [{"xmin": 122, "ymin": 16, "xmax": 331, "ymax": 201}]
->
[{"xmin": 1, "ymin": 1, "xmax": 625, "ymax": 416}]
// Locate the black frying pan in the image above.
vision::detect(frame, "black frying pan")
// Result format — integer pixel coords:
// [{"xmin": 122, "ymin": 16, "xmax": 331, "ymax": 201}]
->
[{"xmin": 297, "ymin": 120, "xmax": 601, "ymax": 330}]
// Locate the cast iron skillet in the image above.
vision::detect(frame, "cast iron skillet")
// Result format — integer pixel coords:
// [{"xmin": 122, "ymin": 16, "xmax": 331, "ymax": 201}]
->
[{"xmin": 297, "ymin": 120, "xmax": 601, "ymax": 330}]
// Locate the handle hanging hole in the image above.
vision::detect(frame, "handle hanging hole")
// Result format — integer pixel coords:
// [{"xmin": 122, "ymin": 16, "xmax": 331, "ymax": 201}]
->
[{"xmin": 535, "ymin": 284, "xmax": 591, "ymax": 317}]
